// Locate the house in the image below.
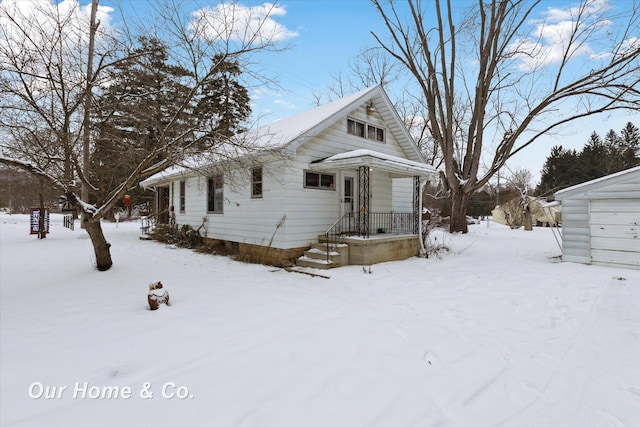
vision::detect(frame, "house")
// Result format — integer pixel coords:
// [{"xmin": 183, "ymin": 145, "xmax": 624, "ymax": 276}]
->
[
  {"xmin": 491, "ymin": 195, "xmax": 561, "ymax": 228},
  {"xmin": 140, "ymin": 85, "xmax": 439, "ymax": 268},
  {"xmin": 554, "ymin": 165, "xmax": 640, "ymax": 269}
]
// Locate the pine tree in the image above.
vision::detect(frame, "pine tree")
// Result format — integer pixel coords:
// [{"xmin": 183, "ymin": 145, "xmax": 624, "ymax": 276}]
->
[
  {"xmin": 90, "ymin": 38, "xmax": 252, "ymax": 206},
  {"xmin": 194, "ymin": 54, "xmax": 252, "ymax": 146},
  {"xmin": 91, "ymin": 37, "xmax": 194, "ymax": 204},
  {"xmin": 536, "ymin": 145, "xmax": 581, "ymax": 196},
  {"xmin": 579, "ymin": 132, "xmax": 608, "ymax": 181},
  {"xmin": 603, "ymin": 129, "xmax": 624, "ymax": 174},
  {"xmin": 619, "ymin": 122, "xmax": 640, "ymax": 169},
  {"xmin": 538, "ymin": 122, "xmax": 639, "ymax": 197}
]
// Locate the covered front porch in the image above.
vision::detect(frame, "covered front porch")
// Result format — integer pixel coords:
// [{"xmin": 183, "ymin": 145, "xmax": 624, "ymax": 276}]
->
[{"xmin": 298, "ymin": 149, "xmax": 438, "ymax": 268}]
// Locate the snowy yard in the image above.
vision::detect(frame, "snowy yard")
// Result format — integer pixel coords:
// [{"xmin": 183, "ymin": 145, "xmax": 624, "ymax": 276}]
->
[{"xmin": 1, "ymin": 213, "xmax": 639, "ymax": 427}]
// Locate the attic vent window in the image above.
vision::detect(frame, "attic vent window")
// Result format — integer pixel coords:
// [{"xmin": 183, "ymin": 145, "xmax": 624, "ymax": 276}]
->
[{"xmin": 348, "ymin": 118, "xmax": 385, "ymax": 143}]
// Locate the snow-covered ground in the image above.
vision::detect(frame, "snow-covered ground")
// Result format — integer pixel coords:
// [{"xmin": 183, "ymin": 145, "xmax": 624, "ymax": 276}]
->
[{"xmin": 1, "ymin": 213, "xmax": 639, "ymax": 427}]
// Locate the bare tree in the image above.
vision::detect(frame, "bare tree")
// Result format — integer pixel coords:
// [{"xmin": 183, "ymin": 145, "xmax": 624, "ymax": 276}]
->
[
  {"xmin": 372, "ymin": 0, "xmax": 640, "ymax": 232},
  {"xmin": 314, "ymin": 46, "xmax": 444, "ymax": 168},
  {"xmin": 1, "ymin": 0, "xmax": 293, "ymax": 270}
]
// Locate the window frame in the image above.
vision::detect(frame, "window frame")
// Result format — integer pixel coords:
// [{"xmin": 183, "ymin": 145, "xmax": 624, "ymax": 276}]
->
[
  {"xmin": 179, "ymin": 181, "xmax": 186, "ymax": 213},
  {"xmin": 304, "ymin": 170, "xmax": 335, "ymax": 191},
  {"xmin": 251, "ymin": 167, "xmax": 263, "ymax": 199},
  {"xmin": 207, "ymin": 174, "xmax": 224, "ymax": 214},
  {"xmin": 348, "ymin": 117, "xmax": 385, "ymax": 143}
]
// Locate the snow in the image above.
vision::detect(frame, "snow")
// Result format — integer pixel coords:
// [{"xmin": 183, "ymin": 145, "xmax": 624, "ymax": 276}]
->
[
  {"xmin": 321, "ymin": 149, "xmax": 437, "ymax": 172},
  {"xmin": 141, "ymin": 87, "xmax": 381, "ymax": 188},
  {"xmin": 1, "ymin": 213, "xmax": 639, "ymax": 427}
]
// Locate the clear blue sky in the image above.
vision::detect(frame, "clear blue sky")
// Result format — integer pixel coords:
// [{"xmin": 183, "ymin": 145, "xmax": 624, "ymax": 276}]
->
[{"xmin": 99, "ymin": 0, "xmax": 640, "ymax": 182}]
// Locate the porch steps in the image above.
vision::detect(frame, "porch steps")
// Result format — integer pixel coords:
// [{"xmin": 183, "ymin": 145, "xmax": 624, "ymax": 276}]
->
[{"xmin": 295, "ymin": 242, "xmax": 347, "ymax": 270}]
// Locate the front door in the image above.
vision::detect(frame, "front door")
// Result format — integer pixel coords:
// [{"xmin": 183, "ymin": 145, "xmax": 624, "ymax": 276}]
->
[{"xmin": 342, "ymin": 173, "xmax": 355, "ymax": 215}]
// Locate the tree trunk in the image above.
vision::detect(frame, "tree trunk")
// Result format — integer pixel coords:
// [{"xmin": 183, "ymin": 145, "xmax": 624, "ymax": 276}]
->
[
  {"xmin": 449, "ymin": 189, "xmax": 469, "ymax": 233},
  {"xmin": 83, "ymin": 218, "xmax": 113, "ymax": 271},
  {"xmin": 523, "ymin": 204, "xmax": 533, "ymax": 231},
  {"xmin": 38, "ymin": 179, "xmax": 47, "ymax": 239}
]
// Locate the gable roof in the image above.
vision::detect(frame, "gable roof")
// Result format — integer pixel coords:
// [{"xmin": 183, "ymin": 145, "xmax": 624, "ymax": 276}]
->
[
  {"xmin": 141, "ymin": 85, "xmax": 426, "ymax": 187},
  {"xmin": 554, "ymin": 165, "xmax": 640, "ymax": 200},
  {"xmin": 244, "ymin": 85, "xmax": 424, "ymax": 162}
]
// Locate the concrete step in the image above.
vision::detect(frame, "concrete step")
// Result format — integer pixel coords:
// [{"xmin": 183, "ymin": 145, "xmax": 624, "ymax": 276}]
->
[
  {"xmin": 295, "ymin": 241, "xmax": 349, "ymax": 269},
  {"xmin": 305, "ymin": 246, "xmax": 341, "ymax": 261},
  {"xmin": 295, "ymin": 256, "xmax": 334, "ymax": 270}
]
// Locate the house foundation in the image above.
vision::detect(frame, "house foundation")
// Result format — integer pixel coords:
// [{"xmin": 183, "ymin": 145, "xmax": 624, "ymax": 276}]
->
[{"xmin": 344, "ymin": 234, "xmax": 420, "ymax": 265}]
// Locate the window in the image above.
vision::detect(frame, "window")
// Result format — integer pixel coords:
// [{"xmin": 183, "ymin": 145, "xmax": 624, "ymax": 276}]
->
[
  {"xmin": 348, "ymin": 118, "xmax": 384, "ymax": 142},
  {"xmin": 304, "ymin": 171, "xmax": 335, "ymax": 190},
  {"xmin": 207, "ymin": 175, "xmax": 224, "ymax": 213},
  {"xmin": 179, "ymin": 181, "xmax": 185, "ymax": 213},
  {"xmin": 367, "ymin": 125, "xmax": 385, "ymax": 142},
  {"xmin": 347, "ymin": 118, "xmax": 366, "ymax": 138},
  {"xmin": 251, "ymin": 167, "xmax": 263, "ymax": 198}
]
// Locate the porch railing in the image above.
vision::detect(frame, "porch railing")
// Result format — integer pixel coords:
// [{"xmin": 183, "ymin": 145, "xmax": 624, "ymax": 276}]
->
[{"xmin": 324, "ymin": 211, "xmax": 417, "ymax": 262}]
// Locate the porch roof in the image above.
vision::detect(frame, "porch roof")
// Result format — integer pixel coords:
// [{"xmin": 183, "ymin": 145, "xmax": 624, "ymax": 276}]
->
[{"xmin": 309, "ymin": 149, "xmax": 439, "ymax": 179}]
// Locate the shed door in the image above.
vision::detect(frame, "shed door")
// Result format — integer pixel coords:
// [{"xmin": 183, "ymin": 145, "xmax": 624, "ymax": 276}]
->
[{"xmin": 590, "ymin": 199, "xmax": 640, "ymax": 268}]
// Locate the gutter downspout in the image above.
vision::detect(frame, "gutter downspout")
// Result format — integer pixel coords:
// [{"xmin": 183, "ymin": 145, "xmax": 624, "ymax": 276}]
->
[{"xmin": 418, "ymin": 178, "xmax": 428, "ymax": 256}]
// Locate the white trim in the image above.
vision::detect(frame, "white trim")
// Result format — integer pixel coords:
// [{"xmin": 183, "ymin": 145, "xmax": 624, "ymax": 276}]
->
[{"xmin": 310, "ymin": 149, "xmax": 438, "ymax": 178}]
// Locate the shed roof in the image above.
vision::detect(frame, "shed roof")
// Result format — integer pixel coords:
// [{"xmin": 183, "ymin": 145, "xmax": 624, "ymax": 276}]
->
[{"xmin": 555, "ymin": 166, "xmax": 640, "ymax": 200}]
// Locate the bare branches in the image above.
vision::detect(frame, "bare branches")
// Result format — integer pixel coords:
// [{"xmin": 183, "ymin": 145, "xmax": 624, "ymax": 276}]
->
[
  {"xmin": 0, "ymin": 156, "xmax": 64, "ymax": 190},
  {"xmin": 372, "ymin": 0, "xmax": 639, "ymax": 232}
]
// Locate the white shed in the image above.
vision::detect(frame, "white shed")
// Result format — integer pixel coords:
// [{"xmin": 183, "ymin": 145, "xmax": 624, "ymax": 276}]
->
[{"xmin": 555, "ymin": 166, "xmax": 640, "ymax": 269}]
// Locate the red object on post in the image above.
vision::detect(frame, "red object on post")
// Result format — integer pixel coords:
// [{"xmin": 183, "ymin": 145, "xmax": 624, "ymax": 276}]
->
[{"xmin": 124, "ymin": 194, "xmax": 130, "ymax": 207}]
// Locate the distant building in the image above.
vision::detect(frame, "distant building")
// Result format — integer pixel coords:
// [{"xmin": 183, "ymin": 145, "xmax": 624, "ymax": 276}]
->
[{"xmin": 491, "ymin": 195, "xmax": 561, "ymax": 228}]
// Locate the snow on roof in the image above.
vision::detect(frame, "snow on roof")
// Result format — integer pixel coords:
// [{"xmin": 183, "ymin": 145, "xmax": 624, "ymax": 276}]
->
[
  {"xmin": 326, "ymin": 149, "xmax": 435, "ymax": 172},
  {"xmin": 240, "ymin": 86, "xmax": 380, "ymax": 150},
  {"xmin": 141, "ymin": 85, "xmax": 427, "ymax": 187},
  {"xmin": 555, "ymin": 165, "xmax": 640, "ymax": 199}
]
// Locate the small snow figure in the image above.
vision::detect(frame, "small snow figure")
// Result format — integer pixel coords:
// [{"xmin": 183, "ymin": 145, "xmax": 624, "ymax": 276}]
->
[{"xmin": 148, "ymin": 281, "xmax": 170, "ymax": 310}]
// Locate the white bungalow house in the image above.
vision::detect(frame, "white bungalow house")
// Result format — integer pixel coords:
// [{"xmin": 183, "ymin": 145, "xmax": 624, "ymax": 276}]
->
[
  {"xmin": 554, "ymin": 165, "xmax": 640, "ymax": 270},
  {"xmin": 140, "ymin": 85, "xmax": 439, "ymax": 268}
]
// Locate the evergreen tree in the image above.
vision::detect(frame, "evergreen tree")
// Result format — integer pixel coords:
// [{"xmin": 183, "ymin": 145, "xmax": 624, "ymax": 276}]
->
[
  {"xmin": 537, "ymin": 122, "xmax": 639, "ymax": 197},
  {"xmin": 579, "ymin": 132, "xmax": 608, "ymax": 181},
  {"xmin": 603, "ymin": 129, "xmax": 624, "ymax": 174},
  {"xmin": 194, "ymin": 54, "xmax": 252, "ymax": 146},
  {"xmin": 619, "ymin": 122, "xmax": 640, "ymax": 169},
  {"xmin": 90, "ymin": 38, "xmax": 252, "ymax": 206},
  {"xmin": 91, "ymin": 37, "xmax": 194, "ymax": 204},
  {"xmin": 536, "ymin": 145, "xmax": 581, "ymax": 196}
]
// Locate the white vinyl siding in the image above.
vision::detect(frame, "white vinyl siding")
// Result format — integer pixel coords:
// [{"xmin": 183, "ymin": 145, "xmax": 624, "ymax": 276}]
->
[
  {"xmin": 392, "ymin": 178, "xmax": 414, "ymax": 212},
  {"xmin": 556, "ymin": 167, "xmax": 640, "ymax": 269},
  {"xmin": 559, "ymin": 199, "xmax": 591, "ymax": 264},
  {"xmin": 590, "ymin": 199, "xmax": 640, "ymax": 268},
  {"xmin": 155, "ymin": 99, "xmax": 429, "ymax": 250}
]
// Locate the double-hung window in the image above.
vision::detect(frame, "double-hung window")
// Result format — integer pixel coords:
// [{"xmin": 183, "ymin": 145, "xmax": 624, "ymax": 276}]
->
[
  {"xmin": 179, "ymin": 181, "xmax": 185, "ymax": 213},
  {"xmin": 348, "ymin": 118, "xmax": 385, "ymax": 143},
  {"xmin": 251, "ymin": 167, "xmax": 263, "ymax": 198},
  {"xmin": 207, "ymin": 175, "xmax": 224, "ymax": 213}
]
